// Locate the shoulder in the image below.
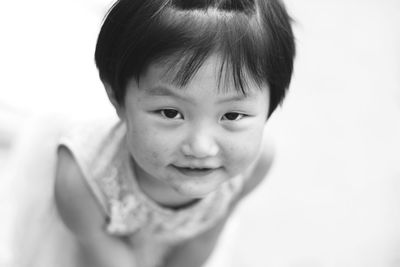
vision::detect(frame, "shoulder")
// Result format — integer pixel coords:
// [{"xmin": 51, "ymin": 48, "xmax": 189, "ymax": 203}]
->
[
  {"xmin": 54, "ymin": 145, "xmax": 106, "ymax": 238},
  {"xmin": 239, "ymin": 137, "xmax": 275, "ymax": 199}
]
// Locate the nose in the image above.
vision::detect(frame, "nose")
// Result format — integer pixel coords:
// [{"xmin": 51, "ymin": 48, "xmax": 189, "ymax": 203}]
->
[{"xmin": 181, "ymin": 127, "xmax": 219, "ymax": 158}]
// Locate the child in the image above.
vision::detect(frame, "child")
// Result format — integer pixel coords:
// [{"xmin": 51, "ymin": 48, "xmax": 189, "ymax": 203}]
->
[{"xmin": 6, "ymin": 0, "xmax": 295, "ymax": 266}]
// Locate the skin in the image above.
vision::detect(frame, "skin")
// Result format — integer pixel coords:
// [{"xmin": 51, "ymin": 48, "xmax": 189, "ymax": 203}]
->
[
  {"xmin": 55, "ymin": 54, "xmax": 273, "ymax": 267},
  {"xmin": 116, "ymin": 55, "xmax": 270, "ymax": 207}
]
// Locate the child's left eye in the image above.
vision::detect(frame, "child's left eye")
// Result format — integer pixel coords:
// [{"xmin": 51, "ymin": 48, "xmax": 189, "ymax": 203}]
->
[{"xmin": 221, "ymin": 112, "xmax": 246, "ymax": 121}]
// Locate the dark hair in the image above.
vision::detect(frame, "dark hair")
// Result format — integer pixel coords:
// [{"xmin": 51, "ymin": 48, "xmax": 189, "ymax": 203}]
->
[{"xmin": 95, "ymin": 0, "xmax": 295, "ymax": 115}]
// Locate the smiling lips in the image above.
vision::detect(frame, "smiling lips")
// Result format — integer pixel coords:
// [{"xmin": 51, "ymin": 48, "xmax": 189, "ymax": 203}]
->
[{"xmin": 172, "ymin": 165, "xmax": 219, "ymax": 177}]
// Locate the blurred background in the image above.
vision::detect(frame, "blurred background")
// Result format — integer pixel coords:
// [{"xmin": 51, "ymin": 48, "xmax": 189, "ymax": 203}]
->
[{"xmin": 1, "ymin": 0, "xmax": 400, "ymax": 266}]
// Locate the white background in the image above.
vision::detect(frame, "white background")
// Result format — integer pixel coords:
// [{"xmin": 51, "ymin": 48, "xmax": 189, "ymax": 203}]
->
[{"xmin": 1, "ymin": 0, "xmax": 400, "ymax": 266}]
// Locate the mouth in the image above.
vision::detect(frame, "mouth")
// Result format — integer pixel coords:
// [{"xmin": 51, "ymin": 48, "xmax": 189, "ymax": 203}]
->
[{"xmin": 172, "ymin": 165, "xmax": 219, "ymax": 177}]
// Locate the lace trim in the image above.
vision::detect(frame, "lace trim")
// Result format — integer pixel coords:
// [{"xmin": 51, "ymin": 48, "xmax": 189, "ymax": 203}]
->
[
  {"xmin": 96, "ymin": 152, "xmax": 244, "ymax": 239},
  {"xmin": 107, "ymin": 195, "xmax": 148, "ymax": 234}
]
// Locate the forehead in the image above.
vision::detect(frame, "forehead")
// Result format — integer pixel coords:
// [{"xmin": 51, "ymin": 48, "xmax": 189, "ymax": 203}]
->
[{"xmin": 139, "ymin": 54, "xmax": 267, "ymax": 97}]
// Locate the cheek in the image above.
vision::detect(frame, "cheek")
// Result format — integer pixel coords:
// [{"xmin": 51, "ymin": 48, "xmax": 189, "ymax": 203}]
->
[
  {"xmin": 224, "ymin": 128, "xmax": 265, "ymax": 173},
  {"xmin": 125, "ymin": 123, "xmax": 174, "ymax": 168}
]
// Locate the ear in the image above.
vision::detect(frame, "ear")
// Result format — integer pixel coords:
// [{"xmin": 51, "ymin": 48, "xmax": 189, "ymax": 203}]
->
[{"xmin": 103, "ymin": 82, "xmax": 125, "ymax": 119}]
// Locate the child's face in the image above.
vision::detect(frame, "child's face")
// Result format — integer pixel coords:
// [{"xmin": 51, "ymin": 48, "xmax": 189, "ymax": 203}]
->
[{"xmin": 120, "ymin": 55, "xmax": 270, "ymax": 202}]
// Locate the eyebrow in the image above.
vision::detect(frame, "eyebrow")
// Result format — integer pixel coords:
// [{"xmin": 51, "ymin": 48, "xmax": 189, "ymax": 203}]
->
[{"xmin": 145, "ymin": 85, "xmax": 254, "ymax": 103}]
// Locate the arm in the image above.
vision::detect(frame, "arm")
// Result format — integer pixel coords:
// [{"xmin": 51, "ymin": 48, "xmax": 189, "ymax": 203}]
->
[
  {"xmin": 163, "ymin": 215, "xmax": 228, "ymax": 267},
  {"xmin": 163, "ymin": 140, "xmax": 275, "ymax": 267},
  {"xmin": 54, "ymin": 146, "xmax": 137, "ymax": 267}
]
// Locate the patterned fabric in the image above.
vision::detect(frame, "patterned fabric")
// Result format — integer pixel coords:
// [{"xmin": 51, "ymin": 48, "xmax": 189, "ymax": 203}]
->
[{"xmin": 59, "ymin": 119, "xmax": 244, "ymax": 267}]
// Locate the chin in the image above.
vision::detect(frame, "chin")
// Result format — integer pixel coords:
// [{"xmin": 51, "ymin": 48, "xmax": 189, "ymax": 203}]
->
[{"xmin": 172, "ymin": 180, "xmax": 225, "ymax": 199}]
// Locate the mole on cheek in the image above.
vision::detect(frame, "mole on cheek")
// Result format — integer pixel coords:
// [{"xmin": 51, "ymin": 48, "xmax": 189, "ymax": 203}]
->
[{"xmin": 151, "ymin": 151, "xmax": 159, "ymax": 160}]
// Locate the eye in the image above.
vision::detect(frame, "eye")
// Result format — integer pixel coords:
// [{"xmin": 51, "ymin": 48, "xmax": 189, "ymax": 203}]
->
[
  {"xmin": 159, "ymin": 109, "xmax": 183, "ymax": 120},
  {"xmin": 222, "ymin": 112, "xmax": 246, "ymax": 121}
]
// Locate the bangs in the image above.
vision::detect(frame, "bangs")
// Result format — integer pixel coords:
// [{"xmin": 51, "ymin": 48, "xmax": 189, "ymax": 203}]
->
[
  {"xmin": 129, "ymin": 7, "xmax": 268, "ymax": 95},
  {"xmin": 162, "ymin": 9, "xmax": 267, "ymax": 95}
]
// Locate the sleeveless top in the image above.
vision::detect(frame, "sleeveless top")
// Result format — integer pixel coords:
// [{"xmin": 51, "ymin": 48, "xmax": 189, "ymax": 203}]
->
[{"xmin": 59, "ymin": 119, "xmax": 244, "ymax": 267}]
